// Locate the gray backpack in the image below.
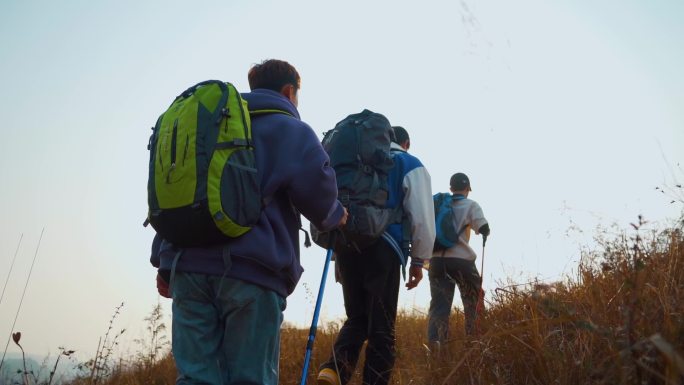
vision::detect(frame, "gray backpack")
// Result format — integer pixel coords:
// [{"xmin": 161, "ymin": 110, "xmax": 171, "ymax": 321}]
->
[{"xmin": 312, "ymin": 109, "xmax": 402, "ymax": 252}]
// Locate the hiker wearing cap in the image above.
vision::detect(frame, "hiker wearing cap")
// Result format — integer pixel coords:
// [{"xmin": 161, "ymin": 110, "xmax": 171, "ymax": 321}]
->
[
  {"xmin": 150, "ymin": 59, "xmax": 347, "ymax": 385},
  {"xmin": 318, "ymin": 125, "xmax": 435, "ymax": 385},
  {"xmin": 427, "ymin": 172, "xmax": 490, "ymax": 342}
]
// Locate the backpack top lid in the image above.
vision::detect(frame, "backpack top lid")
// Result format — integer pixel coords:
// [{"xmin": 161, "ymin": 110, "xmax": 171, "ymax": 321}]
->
[
  {"xmin": 324, "ymin": 109, "xmax": 393, "ymax": 168},
  {"xmin": 322, "ymin": 109, "xmax": 394, "ymax": 206}
]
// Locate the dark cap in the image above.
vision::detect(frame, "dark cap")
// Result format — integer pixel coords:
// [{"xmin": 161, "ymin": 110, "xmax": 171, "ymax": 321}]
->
[{"xmin": 450, "ymin": 172, "xmax": 471, "ymax": 191}]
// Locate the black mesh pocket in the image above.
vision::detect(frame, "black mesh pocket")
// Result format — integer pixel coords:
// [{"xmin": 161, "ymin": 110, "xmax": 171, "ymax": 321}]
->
[{"xmin": 220, "ymin": 149, "xmax": 262, "ymax": 227}]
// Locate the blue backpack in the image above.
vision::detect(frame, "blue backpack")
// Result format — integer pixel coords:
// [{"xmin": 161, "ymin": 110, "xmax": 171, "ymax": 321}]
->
[{"xmin": 433, "ymin": 193, "xmax": 467, "ymax": 252}]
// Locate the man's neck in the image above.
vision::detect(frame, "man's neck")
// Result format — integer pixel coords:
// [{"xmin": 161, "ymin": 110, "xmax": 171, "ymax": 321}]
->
[{"xmin": 390, "ymin": 142, "xmax": 406, "ymax": 152}]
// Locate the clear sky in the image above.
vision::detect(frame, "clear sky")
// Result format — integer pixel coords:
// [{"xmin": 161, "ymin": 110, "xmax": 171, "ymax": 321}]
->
[{"xmin": 0, "ymin": 0, "xmax": 682, "ymax": 362}]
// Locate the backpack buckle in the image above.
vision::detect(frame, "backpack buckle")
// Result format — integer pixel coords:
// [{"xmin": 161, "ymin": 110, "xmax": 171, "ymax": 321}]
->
[
  {"xmin": 339, "ymin": 193, "xmax": 350, "ymax": 206},
  {"xmin": 215, "ymin": 108, "xmax": 231, "ymax": 125}
]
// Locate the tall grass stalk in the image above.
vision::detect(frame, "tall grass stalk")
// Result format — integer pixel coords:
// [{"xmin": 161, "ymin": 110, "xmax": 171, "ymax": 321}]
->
[
  {"xmin": 134, "ymin": 298, "xmax": 169, "ymax": 370},
  {"xmin": 11, "ymin": 332, "xmax": 29, "ymax": 385},
  {"xmin": 0, "ymin": 233, "xmax": 23, "ymax": 375},
  {"xmin": 0, "ymin": 229, "xmax": 43, "ymax": 375},
  {"xmin": 81, "ymin": 302, "xmax": 126, "ymax": 385},
  {"xmin": 0, "ymin": 233, "xmax": 23, "ymax": 306},
  {"xmin": 47, "ymin": 347, "xmax": 76, "ymax": 385}
]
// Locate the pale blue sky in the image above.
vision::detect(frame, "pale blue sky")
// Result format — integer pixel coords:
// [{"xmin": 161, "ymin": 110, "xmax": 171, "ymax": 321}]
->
[{"xmin": 0, "ymin": 0, "xmax": 682, "ymax": 361}]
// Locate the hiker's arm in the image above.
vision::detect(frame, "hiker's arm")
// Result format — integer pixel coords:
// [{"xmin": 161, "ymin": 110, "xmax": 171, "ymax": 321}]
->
[
  {"xmin": 150, "ymin": 234, "xmax": 171, "ymax": 298},
  {"xmin": 288, "ymin": 126, "xmax": 345, "ymax": 231},
  {"xmin": 402, "ymin": 167, "xmax": 436, "ymax": 261},
  {"xmin": 150, "ymin": 233, "xmax": 162, "ymax": 268},
  {"xmin": 470, "ymin": 202, "xmax": 489, "ymax": 236}
]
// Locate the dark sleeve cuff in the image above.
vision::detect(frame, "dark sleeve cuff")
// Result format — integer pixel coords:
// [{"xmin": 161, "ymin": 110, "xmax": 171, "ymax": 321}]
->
[
  {"xmin": 150, "ymin": 233, "xmax": 162, "ymax": 268},
  {"xmin": 316, "ymin": 201, "xmax": 345, "ymax": 232},
  {"xmin": 410, "ymin": 258, "xmax": 425, "ymax": 267}
]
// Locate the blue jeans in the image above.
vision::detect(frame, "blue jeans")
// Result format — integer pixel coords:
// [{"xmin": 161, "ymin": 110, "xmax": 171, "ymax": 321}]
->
[
  {"xmin": 427, "ymin": 257, "xmax": 481, "ymax": 342},
  {"xmin": 171, "ymin": 272, "xmax": 286, "ymax": 385}
]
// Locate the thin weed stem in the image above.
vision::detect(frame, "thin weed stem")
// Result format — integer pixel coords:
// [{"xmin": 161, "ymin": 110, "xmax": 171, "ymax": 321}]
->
[
  {"xmin": 0, "ymin": 229, "xmax": 44, "ymax": 375},
  {"xmin": 0, "ymin": 233, "xmax": 23, "ymax": 306}
]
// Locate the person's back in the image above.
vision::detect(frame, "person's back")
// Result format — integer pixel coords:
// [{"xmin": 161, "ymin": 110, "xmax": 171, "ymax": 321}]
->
[
  {"xmin": 427, "ymin": 172, "xmax": 490, "ymax": 343},
  {"xmin": 318, "ymin": 125, "xmax": 435, "ymax": 385},
  {"xmin": 383, "ymin": 127, "xmax": 436, "ymax": 266},
  {"xmin": 437, "ymin": 193, "xmax": 487, "ymax": 261},
  {"xmin": 150, "ymin": 59, "xmax": 347, "ymax": 385}
]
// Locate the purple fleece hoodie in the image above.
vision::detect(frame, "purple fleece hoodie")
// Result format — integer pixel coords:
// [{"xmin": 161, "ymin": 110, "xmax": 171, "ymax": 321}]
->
[{"xmin": 151, "ymin": 88, "xmax": 344, "ymax": 298}]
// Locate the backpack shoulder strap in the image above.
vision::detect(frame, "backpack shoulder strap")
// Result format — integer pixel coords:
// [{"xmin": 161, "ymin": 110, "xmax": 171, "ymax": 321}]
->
[
  {"xmin": 450, "ymin": 194, "xmax": 468, "ymax": 236},
  {"xmin": 452, "ymin": 193, "xmax": 466, "ymax": 202}
]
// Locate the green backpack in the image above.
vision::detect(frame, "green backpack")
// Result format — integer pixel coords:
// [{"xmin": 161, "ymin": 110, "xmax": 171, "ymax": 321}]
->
[{"xmin": 146, "ymin": 80, "xmax": 266, "ymax": 247}]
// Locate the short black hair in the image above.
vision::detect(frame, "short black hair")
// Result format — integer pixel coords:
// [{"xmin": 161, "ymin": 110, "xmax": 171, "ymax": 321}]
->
[
  {"xmin": 392, "ymin": 126, "xmax": 409, "ymax": 145},
  {"xmin": 247, "ymin": 59, "xmax": 301, "ymax": 92}
]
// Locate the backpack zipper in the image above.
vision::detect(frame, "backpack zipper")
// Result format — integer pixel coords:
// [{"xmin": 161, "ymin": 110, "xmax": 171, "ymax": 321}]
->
[
  {"xmin": 158, "ymin": 137, "xmax": 164, "ymax": 172},
  {"xmin": 170, "ymin": 119, "xmax": 178, "ymax": 165},
  {"xmin": 167, "ymin": 119, "xmax": 179, "ymax": 183}
]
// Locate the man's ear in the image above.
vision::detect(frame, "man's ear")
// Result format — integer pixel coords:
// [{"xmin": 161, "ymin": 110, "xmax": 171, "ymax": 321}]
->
[{"xmin": 280, "ymin": 84, "xmax": 297, "ymax": 105}]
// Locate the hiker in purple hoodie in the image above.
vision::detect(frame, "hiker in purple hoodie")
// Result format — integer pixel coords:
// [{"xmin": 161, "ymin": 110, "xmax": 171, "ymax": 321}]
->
[{"xmin": 150, "ymin": 59, "xmax": 347, "ymax": 385}]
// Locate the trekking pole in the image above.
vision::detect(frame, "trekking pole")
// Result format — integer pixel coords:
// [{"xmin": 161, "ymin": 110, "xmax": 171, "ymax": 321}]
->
[
  {"xmin": 300, "ymin": 232, "xmax": 337, "ymax": 385},
  {"xmin": 475, "ymin": 235, "xmax": 487, "ymax": 333},
  {"xmin": 480, "ymin": 235, "xmax": 487, "ymax": 280}
]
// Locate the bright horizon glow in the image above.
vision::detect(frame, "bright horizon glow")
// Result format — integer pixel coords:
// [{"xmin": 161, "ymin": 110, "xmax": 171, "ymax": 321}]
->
[{"xmin": 0, "ymin": 0, "xmax": 682, "ymax": 365}]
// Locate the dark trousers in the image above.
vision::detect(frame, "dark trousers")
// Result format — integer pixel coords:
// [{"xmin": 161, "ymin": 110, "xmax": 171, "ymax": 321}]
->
[
  {"xmin": 322, "ymin": 240, "xmax": 400, "ymax": 385},
  {"xmin": 427, "ymin": 257, "xmax": 482, "ymax": 341}
]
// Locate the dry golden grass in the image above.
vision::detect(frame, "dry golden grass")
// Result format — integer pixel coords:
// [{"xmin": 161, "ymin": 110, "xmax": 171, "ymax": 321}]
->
[
  {"xmin": 65, "ymin": 217, "xmax": 684, "ymax": 384},
  {"xmin": 285, "ymin": 218, "xmax": 684, "ymax": 384}
]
